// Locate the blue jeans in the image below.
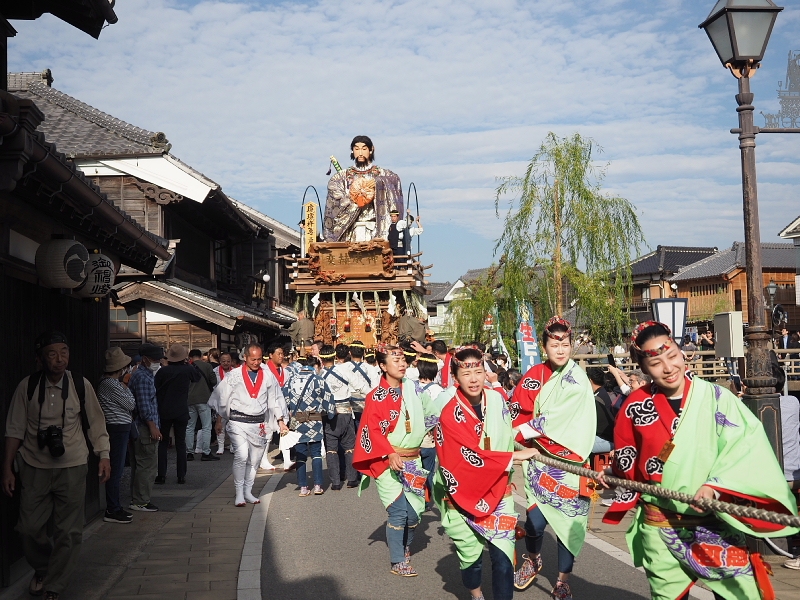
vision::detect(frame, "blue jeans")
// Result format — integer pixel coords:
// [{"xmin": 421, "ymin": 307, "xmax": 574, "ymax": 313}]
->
[
  {"xmin": 461, "ymin": 541, "xmax": 514, "ymax": 600},
  {"xmin": 525, "ymin": 505, "xmax": 575, "ymax": 573},
  {"xmin": 295, "ymin": 441, "xmax": 323, "ymax": 488},
  {"xmin": 386, "ymin": 493, "xmax": 419, "ymax": 564},
  {"xmin": 105, "ymin": 423, "xmax": 131, "ymax": 512},
  {"xmin": 186, "ymin": 403, "xmax": 212, "ymax": 455},
  {"xmin": 420, "ymin": 447, "xmax": 436, "ymax": 505},
  {"xmin": 591, "ymin": 436, "xmax": 613, "ymax": 454}
]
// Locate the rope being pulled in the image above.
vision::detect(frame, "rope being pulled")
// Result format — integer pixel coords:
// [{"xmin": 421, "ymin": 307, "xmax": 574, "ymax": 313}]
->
[{"xmin": 528, "ymin": 452, "xmax": 800, "ymax": 529}]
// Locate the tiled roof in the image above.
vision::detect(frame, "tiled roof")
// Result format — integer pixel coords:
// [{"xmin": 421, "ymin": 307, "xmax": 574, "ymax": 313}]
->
[
  {"xmin": 460, "ymin": 266, "xmax": 503, "ymax": 284},
  {"xmin": 669, "ymin": 242, "xmax": 794, "ymax": 282},
  {"xmin": 779, "ymin": 215, "xmax": 800, "ymax": 239},
  {"xmin": 427, "ymin": 282, "xmax": 452, "ymax": 304},
  {"xmin": 630, "ymin": 246, "xmax": 717, "ymax": 277},
  {"xmin": 9, "ymin": 70, "xmax": 170, "ymax": 158}
]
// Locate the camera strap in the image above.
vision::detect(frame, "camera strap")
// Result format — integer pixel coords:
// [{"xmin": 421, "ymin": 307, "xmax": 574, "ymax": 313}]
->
[{"xmin": 35, "ymin": 371, "xmax": 68, "ymax": 434}]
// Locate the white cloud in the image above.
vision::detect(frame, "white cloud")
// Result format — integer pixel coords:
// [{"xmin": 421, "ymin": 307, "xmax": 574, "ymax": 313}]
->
[{"xmin": 7, "ymin": 0, "xmax": 799, "ymax": 281}]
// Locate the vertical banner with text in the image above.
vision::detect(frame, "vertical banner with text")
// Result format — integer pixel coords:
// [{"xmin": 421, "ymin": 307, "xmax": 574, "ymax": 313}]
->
[
  {"xmin": 516, "ymin": 302, "xmax": 541, "ymax": 371},
  {"xmin": 303, "ymin": 202, "xmax": 317, "ymax": 257}
]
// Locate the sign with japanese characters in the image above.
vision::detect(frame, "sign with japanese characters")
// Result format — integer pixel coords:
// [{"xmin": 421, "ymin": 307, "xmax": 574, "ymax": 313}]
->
[
  {"xmin": 516, "ymin": 302, "xmax": 541, "ymax": 371},
  {"xmin": 307, "ymin": 241, "xmax": 394, "ymax": 282},
  {"xmin": 75, "ymin": 253, "xmax": 116, "ymax": 298}
]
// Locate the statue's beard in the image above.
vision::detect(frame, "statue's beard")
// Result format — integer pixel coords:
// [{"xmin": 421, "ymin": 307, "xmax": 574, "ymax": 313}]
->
[{"xmin": 355, "ymin": 156, "xmax": 372, "ymax": 169}]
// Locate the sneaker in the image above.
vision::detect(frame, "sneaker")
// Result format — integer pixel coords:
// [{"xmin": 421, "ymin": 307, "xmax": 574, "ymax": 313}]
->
[
  {"xmin": 186, "ymin": 453, "xmax": 195, "ymax": 461},
  {"xmin": 129, "ymin": 502, "xmax": 159, "ymax": 512},
  {"xmin": 313, "ymin": 485, "xmax": 324, "ymax": 495},
  {"xmin": 104, "ymin": 509, "xmax": 132, "ymax": 524},
  {"xmin": 154, "ymin": 476, "xmax": 165, "ymax": 485},
  {"xmin": 29, "ymin": 573, "xmax": 45, "ymax": 596},
  {"xmin": 784, "ymin": 557, "xmax": 800, "ymax": 570},
  {"xmin": 551, "ymin": 580, "xmax": 573, "ymax": 600},
  {"xmin": 299, "ymin": 487, "xmax": 311, "ymax": 497},
  {"xmin": 201, "ymin": 453, "xmax": 220, "ymax": 461},
  {"xmin": 390, "ymin": 561, "xmax": 418, "ymax": 577},
  {"xmin": 514, "ymin": 553, "xmax": 542, "ymax": 591}
]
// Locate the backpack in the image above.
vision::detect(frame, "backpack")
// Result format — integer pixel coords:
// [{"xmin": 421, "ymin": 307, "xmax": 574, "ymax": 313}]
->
[{"xmin": 26, "ymin": 371, "xmax": 89, "ymax": 433}]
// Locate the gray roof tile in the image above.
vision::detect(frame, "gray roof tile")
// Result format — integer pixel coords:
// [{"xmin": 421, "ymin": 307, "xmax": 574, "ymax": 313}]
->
[
  {"xmin": 427, "ymin": 282, "xmax": 452, "ymax": 303},
  {"xmin": 8, "ymin": 71, "xmax": 169, "ymax": 157},
  {"xmin": 630, "ymin": 246, "xmax": 717, "ymax": 277},
  {"xmin": 669, "ymin": 242, "xmax": 794, "ymax": 282}
]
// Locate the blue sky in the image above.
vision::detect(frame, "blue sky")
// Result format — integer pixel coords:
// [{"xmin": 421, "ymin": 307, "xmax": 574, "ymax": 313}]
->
[{"xmin": 8, "ymin": 0, "xmax": 800, "ymax": 282}]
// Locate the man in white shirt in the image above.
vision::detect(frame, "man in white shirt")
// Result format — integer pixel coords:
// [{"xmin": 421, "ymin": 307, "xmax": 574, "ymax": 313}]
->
[
  {"xmin": 319, "ymin": 345, "xmax": 359, "ymax": 489},
  {"xmin": 342, "ymin": 341, "xmax": 377, "ymax": 434},
  {"xmin": 209, "ymin": 344, "xmax": 288, "ymax": 506}
]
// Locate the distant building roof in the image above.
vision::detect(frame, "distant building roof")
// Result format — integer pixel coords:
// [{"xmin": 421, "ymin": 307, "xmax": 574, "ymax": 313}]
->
[
  {"xmin": 669, "ymin": 242, "xmax": 794, "ymax": 282},
  {"xmin": 460, "ymin": 266, "xmax": 503, "ymax": 285},
  {"xmin": 9, "ymin": 70, "xmax": 170, "ymax": 158},
  {"xmin": 779, "ymin": 215, "xmax": 800, "ymax": 239},
  {"xmin": 230, "ymin": 199, "xmax": 300, "ymax": 249},
  {"xmin": 427, "ymin": 282, "xmax": 452, "ymax": 304},
  {"xmin": 629, "ymin": 246, "xmax": 718, "ymax": 278}
]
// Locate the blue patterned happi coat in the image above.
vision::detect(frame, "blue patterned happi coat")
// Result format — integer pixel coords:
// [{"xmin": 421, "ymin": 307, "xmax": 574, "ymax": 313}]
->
[{"xmin": 282, "ymin": 367, "xmax": 335, "ymax": 443}]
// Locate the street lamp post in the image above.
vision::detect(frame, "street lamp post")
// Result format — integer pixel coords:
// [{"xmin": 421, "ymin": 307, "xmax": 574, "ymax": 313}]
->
[
  {"xmin": 767, "ymin": 279, "xmax": 778, "ymax": 334},
  {"xmin": 699, "ymin": 0, "xmax": 785, "ymax": 465}
]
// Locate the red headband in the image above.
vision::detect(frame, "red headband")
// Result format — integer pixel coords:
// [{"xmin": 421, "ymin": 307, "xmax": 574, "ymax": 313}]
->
[
  {"xmin": 544, "ymin": 316, "xmax": 572, "ymax": 341},
  {"xmin": 630, "ymin": 321, "xmax": 673, "ymax": 357}
]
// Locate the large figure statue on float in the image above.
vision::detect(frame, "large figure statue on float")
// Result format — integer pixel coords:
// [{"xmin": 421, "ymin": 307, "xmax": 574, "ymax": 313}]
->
[{"xmin": 323, "ymin": 136, "xmax": 404, "ymax": 242}]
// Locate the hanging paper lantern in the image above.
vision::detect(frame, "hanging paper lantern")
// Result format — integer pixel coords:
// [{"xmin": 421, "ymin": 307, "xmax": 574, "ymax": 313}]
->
[
  {"xmin": 35, "ymin": 239, "xmax": 89, "ymax": 289},
  {"xmin": 74, "ymin": 253, "xmax": 116, "ymax": 298}
]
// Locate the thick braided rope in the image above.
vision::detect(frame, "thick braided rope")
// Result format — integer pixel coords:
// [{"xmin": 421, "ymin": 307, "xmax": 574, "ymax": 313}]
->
[{"xmin": 527, "ymin": 452, "xmax": 800, "ymax": 529}]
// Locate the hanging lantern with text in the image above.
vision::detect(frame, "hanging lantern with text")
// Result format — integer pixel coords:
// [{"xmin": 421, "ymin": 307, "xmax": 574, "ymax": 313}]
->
[
  {"xmin": 74, "ymin": 253, "xmax": 116, "ymax": 298},
  {"xmin": 35, "ymin": 239, "xmax": 89, "ymax": 289}
]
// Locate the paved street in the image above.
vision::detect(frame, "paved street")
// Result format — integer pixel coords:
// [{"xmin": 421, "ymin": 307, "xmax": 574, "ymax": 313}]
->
[
  {"xmin": 261, "ymin": 467, "xmax": 654, "ymax": 600},
  {"xmin": 4, "ymin": 447, "xmax": 800, "ymax": 600}
]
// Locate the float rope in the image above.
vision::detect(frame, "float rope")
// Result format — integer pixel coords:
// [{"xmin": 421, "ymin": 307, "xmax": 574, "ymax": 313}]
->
[{"xmin": 525, "ymin": 451, "xmax": 800, "ymax": 528}]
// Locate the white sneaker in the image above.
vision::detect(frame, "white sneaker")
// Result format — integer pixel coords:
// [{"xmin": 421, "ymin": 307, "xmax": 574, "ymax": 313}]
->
[{"xmin": 784, "ymin": 557, "xmax": 800, "ymax": 570}]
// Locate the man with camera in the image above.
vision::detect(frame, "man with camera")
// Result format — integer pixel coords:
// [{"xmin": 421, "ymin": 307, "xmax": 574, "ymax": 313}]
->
[{"xmin": 2, "ymin": 331, "xmax": 111, "ymax": 600}]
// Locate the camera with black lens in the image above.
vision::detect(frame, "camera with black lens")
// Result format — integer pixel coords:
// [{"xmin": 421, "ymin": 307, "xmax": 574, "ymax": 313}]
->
[{"xmin": 37, "ymin": 425, "xmax": 65, "ymax": 457}]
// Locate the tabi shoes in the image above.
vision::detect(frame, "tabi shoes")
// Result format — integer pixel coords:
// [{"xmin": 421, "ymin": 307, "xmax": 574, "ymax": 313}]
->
[
  {"xmin": 390, "ymin": 561, "xmax": 418, "ymax": 577},
  {"xmin": 29, "ymin": 573, "xmax": 45, "ymax": 596},
  {"xmin": 244, "ymin": 480, "xmax": 261, "ymax": 504},
  {"xmin": 514, "ymin": 553, "xmax": 543, "ymax": 591},
  {"xmin": 551, "ymin": 580, "xmax": 573, "ymax": 600}
]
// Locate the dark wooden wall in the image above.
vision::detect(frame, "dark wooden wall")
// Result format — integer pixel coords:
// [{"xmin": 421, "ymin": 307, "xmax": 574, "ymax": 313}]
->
[{"xmin": 0, "ymin": 267, "xmax": 109, "ymax": 586}]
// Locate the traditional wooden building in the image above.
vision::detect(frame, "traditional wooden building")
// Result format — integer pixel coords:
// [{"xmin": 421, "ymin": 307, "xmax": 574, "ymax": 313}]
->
[
  {"xmin": 0, "ymin": 2, "xmax": 177, "ymax": 587},
  {"xmin": 624, "ymin": 246, "xmax": 718, "ymax": 322},
  {"xmin": 779, "ymin": 215, "xmax": 800, "ymax": 312},
  {"xmin": 668, "ymin": 242, "xmax": 798, "ymax": 327},
  {"xmin": 8, "ymin": 70, "xmax": 301, "ymax": 356}
]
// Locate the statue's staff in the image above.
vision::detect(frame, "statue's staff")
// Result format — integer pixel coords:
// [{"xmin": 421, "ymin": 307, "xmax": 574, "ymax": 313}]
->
[
  {"xmin": 521, "ymin": 450, "xmax": 800, "ymax": 528},
  {"xmin": 406, "ymin": 182, "xmax": 420, "ymax": 255}
]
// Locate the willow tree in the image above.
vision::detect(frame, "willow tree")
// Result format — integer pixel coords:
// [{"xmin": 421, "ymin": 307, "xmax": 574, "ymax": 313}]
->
[{"xmin": 494, "ymin": 132, "xmax": 645, "ymax": 345}]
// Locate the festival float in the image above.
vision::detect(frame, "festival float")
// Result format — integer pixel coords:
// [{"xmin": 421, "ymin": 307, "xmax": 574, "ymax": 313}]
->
[{"xmin": 281, "ymin": 137, "xmax": 431, "ymax": 346}]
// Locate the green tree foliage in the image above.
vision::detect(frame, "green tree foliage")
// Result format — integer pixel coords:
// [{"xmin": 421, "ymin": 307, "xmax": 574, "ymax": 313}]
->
[{"xmin": 493, "ymin": 132, "xmax": 646, "ymax": 346}]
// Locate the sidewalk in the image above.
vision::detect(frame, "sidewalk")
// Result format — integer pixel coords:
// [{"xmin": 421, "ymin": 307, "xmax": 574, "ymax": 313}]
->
[{"xmin": 0, "ymin": 446, "xmax": 276, "ymax": 600}]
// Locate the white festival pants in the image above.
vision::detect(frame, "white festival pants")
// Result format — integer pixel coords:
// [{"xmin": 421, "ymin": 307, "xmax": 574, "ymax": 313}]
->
[{"xmin": 227, "ymin": 422, "xmax": 268, "ymax": 498}]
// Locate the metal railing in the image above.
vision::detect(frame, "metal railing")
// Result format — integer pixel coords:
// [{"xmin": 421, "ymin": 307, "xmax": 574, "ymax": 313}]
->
[{"xmin": 570, "ymin": 348, "xmax": 800, "ymax": 387}]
